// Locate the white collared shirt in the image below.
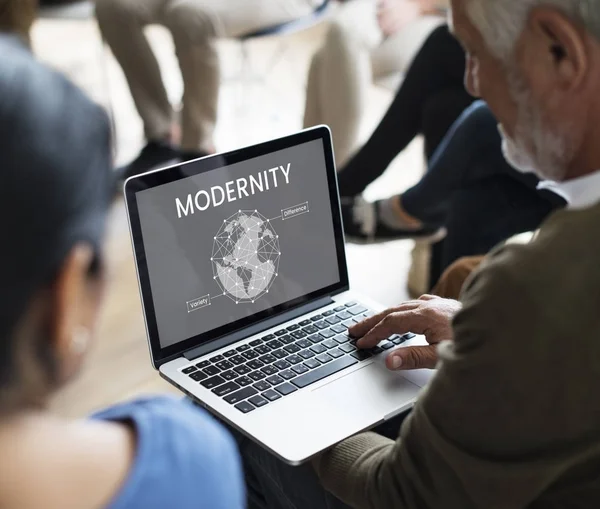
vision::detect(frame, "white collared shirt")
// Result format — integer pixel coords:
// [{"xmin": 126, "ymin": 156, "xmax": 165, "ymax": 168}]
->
[{"xmin": 538, "ymin": 170, "xmax": 600, "ymax": 210}]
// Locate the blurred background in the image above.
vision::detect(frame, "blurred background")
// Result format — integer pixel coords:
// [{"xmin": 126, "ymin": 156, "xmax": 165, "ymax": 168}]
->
[{"xmin": 31, "ymin": 0, "xmax": 427, "ymax": 417}]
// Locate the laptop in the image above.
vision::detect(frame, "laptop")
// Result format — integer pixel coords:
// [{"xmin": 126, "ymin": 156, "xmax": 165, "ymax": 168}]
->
[{"xmin": 124, "ymin": 126, "xmax": 434, "ymax": 465}]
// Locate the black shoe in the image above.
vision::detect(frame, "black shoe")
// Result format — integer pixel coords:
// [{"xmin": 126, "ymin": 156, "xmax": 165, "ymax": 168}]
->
[
  {"xmin": 117, "ymin": 140, "xmax": 181, "ymax": 182},
  {"xmin": 341, "ymin": 197, "xmax": 446, "ymax": 244}
]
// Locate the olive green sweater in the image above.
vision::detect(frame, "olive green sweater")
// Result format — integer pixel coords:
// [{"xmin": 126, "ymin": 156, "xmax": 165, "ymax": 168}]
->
[{"xmin": 315, "ymin": 202, "xmax": 600, "ymax": 508}]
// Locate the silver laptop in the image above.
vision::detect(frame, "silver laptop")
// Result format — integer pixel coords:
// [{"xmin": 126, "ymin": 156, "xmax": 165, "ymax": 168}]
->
[{"xmin": 124, "ymin": 126, "xmax": 434, "ymax": 465}]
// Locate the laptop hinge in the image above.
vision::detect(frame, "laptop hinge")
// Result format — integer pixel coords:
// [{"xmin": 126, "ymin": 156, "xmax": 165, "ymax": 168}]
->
[{"xmin": 183, "ymin": 296, "xmax": 334, "ymax": 361}]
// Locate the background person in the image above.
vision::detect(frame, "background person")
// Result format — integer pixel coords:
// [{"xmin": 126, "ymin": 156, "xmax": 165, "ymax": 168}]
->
[
  {"xmin": 336, "ymin": 23, "xmax": 474, "ymax": 197},
  {"xmin": 342, "ymin": 101, "xmax": 565, "ymax": 284},
  {"xmin": 304, "ymin": 0, "xmax": 446, "ymax": 166},
  {"xmin": 95, "ymin": 0, "xmax": 323, "ymax": 181}
]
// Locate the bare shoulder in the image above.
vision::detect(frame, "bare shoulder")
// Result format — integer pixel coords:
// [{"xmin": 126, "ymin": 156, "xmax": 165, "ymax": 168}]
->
[{"xmin": 0, "ymin": 419, "xmax": 135, "ymax": 509}]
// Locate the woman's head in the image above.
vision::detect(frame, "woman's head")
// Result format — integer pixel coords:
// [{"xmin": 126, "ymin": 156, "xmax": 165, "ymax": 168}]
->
[
  {"xmin": 0, "ymin": 0, "xmax": 37, "ymax": 42},
  {"xmin": 0, "ymin": 35, "xmax": 113, "ymax": 415}
]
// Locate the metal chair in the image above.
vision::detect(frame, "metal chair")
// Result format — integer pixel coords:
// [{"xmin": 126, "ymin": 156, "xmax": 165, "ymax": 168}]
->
[
  {"xmin": 240, "ymin": 0, "xmax": 331, "ymax": 40},
  {"xmin": 37, "ymin": 1, "xmax": 117, "ymax": 152}
]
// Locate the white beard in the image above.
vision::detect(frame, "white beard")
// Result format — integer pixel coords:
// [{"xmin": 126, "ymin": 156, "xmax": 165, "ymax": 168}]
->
[
  {"xmin": 500, "ymin": 68, "xmax": 574, "ymax": 182},
  {"xmin": 499, "ymin": 123, "xmax": 538, "ymax": 174}
]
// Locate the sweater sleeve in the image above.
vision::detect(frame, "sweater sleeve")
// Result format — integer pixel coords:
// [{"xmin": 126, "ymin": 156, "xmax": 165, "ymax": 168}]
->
[{"xmin": 314, "ymin": 241, "xmax": 584, "ymax": 509}]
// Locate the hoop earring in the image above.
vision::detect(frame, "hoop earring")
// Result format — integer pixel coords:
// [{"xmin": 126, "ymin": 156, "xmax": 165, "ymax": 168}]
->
[{"xmin": 70, "ymin": 327, "xmax": 90, "ymax": 355}]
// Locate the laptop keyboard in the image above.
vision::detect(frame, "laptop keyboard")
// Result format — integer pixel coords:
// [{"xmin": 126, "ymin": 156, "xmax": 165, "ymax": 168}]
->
[{"xmin": 181, "ymin": 302, "xmax": 415, "ymax": 413}]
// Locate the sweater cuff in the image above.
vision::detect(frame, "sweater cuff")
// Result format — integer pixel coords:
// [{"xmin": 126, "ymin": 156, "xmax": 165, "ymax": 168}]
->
[{"xmin": 314, "ymin": 432, "xmax": 395, "ymax": 505}]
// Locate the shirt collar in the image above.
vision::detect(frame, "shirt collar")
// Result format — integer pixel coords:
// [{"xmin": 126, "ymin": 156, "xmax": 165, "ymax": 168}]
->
[{"xmin": 537, "ymin": 170, "xmax": 600, "ymax": 209}]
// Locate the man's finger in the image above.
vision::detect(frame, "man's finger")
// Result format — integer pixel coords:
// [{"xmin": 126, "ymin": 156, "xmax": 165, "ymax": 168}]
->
[
  {"xmin": 385, "ymin": 345, "xmax": 438, "ymax": 371},
  {"xmin": 418, "ymin": 294, "xmax": 438, "ymax": 301},
  {"xmin": 349, "ymin": 301, "xmax": 420, "ymax": 339},
  {"xmin": 356, "ymin": 310, "xmax": 419, "ymax": 349},
  {"xmin": 349, "ymin": 309, "xmax": 394, "ymax": 339}
]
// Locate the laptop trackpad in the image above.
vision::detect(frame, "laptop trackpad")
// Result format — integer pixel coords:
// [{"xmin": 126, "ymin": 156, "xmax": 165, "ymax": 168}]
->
[{"xmin": 312, "ymin": 361, "xmax": 422, "ymax": 419}]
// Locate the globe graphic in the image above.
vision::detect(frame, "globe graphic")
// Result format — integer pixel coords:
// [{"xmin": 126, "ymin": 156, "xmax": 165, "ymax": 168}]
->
[{"xmin": 211, "ymin": 210, "xmax": 280, "ymax": 303}]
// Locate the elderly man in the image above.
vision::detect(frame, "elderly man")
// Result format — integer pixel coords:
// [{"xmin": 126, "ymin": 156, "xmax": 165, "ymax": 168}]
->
[
  {"xmin": 95, "ymin": 0, "xmax": 321, "ymax": 180},
  {"xmin": 238, "ymin": 0, "xmax": 600, "ymax": 507}
]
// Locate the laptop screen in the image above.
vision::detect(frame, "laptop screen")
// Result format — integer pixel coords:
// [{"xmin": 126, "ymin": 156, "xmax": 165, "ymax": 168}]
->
[{"xmin": 131, "ymin": 133, "xmax": 346, "ymax": 360}]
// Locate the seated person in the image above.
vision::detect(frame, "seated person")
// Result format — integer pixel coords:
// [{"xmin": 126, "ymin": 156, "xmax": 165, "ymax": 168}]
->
[
  {"xmin": 236, "ymin": 0, "xmax": 600, "ymax": 507},
  {"xmin": 95, "ymin": 0, "xmax": 323, "ymax": 179},
  {"xmin": 337, "ymin": 23, "xmax": 475, "ymax": 197},
  {"xmin": 304, "ymin": 0, "xmax": 445, "ymax": 166},
  {"xmin": 344, "ymin": 101, "xmax": 565, "ymax": 281},
  {"xmin": 0, "ymin": 34, "xmax": 244, "ymax": 509}
]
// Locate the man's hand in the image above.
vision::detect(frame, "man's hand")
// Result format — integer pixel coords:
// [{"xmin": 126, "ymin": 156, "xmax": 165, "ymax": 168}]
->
[{"xmin": 349, "ymin": 295, "xmax": 462, "ymax": 370}]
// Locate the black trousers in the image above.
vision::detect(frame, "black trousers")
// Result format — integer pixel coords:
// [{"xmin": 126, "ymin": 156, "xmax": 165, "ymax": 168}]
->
[
  {"xmin": 398, "ymin": 101, "xmax": 566, "ymax": 285},
  {"xmin": 335, "ymin": 25, "xmax": 565, "ymax": 287},
  {"xmin": 337, "ymin": 24, "xmax": 473, "ymax": 197},
  {"xmin": 235, "ymin": 412, "xmax": 410, "ymax": 509}
]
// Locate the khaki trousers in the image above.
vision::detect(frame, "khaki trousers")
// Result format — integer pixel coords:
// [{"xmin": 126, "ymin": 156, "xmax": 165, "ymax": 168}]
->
[
  {"xmin": 432, "ymin": 255, "xmax": 484, "ymax": 300},
  {"xmin": 96, "ymin": 0, "xmax": 319, "ymax": 151},
  {"xmin": 304, "ymin": 0, "xmax": 443, "ymax": 166}
]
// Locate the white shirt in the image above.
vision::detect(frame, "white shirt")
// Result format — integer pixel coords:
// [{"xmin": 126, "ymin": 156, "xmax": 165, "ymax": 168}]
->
[{"xmin": 538, "ymin": 170, "xmax": 600, "ymax": 210}]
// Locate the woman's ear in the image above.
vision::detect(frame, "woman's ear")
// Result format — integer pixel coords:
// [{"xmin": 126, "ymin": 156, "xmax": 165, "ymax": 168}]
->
[{"xmin": 49, "ymin": 244, "xmax": 105, "ymax": 384}]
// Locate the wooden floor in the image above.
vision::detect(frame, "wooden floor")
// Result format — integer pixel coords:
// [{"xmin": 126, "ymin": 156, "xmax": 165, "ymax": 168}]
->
[{"xmin": 32, "ymin": 17, "xmax": 425, "ymax": 418}]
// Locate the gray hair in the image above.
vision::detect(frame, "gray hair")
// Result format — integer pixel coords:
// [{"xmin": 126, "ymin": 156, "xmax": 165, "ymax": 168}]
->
[{"xmin": 467, "ymin": 0, "xmax": 600, "ymax": 60}]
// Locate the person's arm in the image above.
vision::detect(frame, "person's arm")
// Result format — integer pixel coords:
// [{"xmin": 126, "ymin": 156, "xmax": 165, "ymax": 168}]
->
[
  {"xmin": 93, "ymin": 396, "xmax": 246, "ymax": 509},
  {"xmin": 314, "ymin": 244, "xmax": 568, "ymax": 508},
  {"xmin": 421, "ymin": 0, "xmax": 449, "ymax": 15}
]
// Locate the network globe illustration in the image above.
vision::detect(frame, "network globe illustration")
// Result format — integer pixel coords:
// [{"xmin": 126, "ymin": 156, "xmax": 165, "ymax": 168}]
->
[{"xmin": 211, "ymin": 210, "xmax": 280, "ymax": 303}]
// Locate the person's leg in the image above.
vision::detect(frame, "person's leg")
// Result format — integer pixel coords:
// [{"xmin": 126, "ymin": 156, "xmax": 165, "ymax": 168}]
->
[
  {"xmin": 421, "ymin": 88, "xmax": 476, "ymax": 160},
  {"xmin": 163, "ymin": 0, "xmax": 315, "ymax": 155},
  {"xmin": 240, "ymin": 442, "xmax": 351, "ymax": 509},
  {"xmin": 427, "ymin": 180, "xmax": 565, "ymax": 290},
  {"xmin": 407, "ymin": 101, "xmax": 564, "ymax": 287},
  {"xmin": 401, "ymin": 101, "xmax": 509, "ymax": 225},
  {"xmin": 337, "ymin": 24, "xmax": 468, "ymax": 197},
  {"xmin": 340, "ymin": 102, "xmax": 504, "ymax": 242},
  {"xmin": 438, "ymin": 177, "xmax": 565, "ymax": 275},
  {"xmin": 236, "ymin": 412, "xmax": 409, "ymax": 509},
  {"xmin": 340, "ymin": 101, "xmax": 564, "ymax": 254},
  {"xmin": 432, "ymin": 255, "xmax": 485, "ymax": 299},
  {"xmin": 303, "ymin": 0, "xmax": 380, "ymax": 167},
  {"xmin": 96, "ymin": 0, "xmax": 173, "ymax": 144},
  {"xmin": 370, "ymin": 15, "xmax": 444, "ymax": 80}
]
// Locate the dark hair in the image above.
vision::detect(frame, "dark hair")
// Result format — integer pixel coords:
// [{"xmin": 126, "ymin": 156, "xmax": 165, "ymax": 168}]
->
[
  {"xmin": 0, "ymin": 0, "xmax": 36, "ymax": 40},
  {"xmin": 0, "ymin": 33, "xmax": 113, "ymax": 408}
]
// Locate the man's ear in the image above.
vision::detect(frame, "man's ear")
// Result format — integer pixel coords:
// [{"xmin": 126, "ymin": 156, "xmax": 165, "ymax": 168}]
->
[
  {"xmin": 528, "ymin": 7, "xmax": 589, "ymax": 91},
  {"xmin": 50, "ymin": 244, "xmax": 103, "ymax": 383}
]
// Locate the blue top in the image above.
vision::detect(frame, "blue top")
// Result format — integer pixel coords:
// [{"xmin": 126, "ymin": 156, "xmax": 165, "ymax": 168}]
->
[{"xmin": 92, "ymin": 396, "xmax": 245, "ymax": 509}]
